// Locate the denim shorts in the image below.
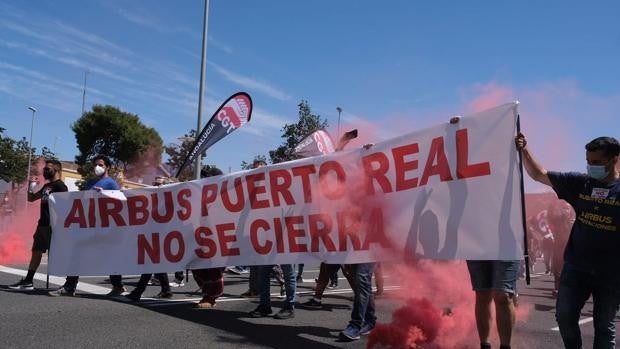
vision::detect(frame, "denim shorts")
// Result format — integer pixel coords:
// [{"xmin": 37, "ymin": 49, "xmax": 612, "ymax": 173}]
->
[{"xmin": 466, "ymin": 260, "xmax": 519, "ymax": 294}]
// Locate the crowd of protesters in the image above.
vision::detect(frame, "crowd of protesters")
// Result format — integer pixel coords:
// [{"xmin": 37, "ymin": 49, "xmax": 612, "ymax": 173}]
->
[{"xmin": 5, "ymin": 129, "xmax": 620, "ymax": 348}]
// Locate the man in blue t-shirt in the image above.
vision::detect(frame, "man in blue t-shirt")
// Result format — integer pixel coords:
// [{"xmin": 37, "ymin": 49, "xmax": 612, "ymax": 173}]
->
[
  {"xmin": 49, "ymin": 155, "xmax": 126, "ymax": 297},
  {"xmin": 516, "ymin": 134, "xmax": 620, "ymax": 349}
]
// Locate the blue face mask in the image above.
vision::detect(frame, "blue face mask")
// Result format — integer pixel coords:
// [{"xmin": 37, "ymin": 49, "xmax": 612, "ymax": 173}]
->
[{"xmin": 587, "ymin": 164, "xmax": 608, "ymax": 180}]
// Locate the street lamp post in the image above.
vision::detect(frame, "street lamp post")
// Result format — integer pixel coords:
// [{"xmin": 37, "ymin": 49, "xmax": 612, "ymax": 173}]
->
[
  {"xmin": 336, "ymin": 107, "xmax": 342, "ymax": 139},
  {"xmin": 195, "ymin": 0, "xmax": 210, "ymax": 180},
  {"xmin": 26, "ymin": 106, "xmax": 37, "ymax": 186}
]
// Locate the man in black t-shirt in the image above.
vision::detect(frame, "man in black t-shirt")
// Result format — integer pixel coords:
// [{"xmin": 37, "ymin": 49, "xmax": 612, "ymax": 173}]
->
[
  {"xmin": 9, "ymin": 159, "xmax": 68, "ymax": 290},
  {"xmin": 517, "ymin": 134, "xmax": 620, "ymax": 349}
]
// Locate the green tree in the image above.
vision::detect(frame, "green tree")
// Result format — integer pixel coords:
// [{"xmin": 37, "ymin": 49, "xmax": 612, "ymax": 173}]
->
[
  {"xmin": 71, "ymin": 105, "xmax": 163, "ymax": 188},
  {"xmin": 240, "ymin": 154, "xmax": 268, "ymax": 170},
  {"xmin": 164, "ymin": 129, "xmax": 197, "ymax": 182},
  {"xmin": 40, "ymin": 146, "xmax": 58, "ymax": 162},
  {"xmin": 269, "ymin": 100, "xmax": 329, "ymax": 164},
  {"xmin": 0, "ymin": 127, "xmax": 34, "ymax": 184}
]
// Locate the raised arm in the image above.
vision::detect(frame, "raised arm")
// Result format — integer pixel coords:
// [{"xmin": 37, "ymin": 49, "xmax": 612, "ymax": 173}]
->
[{"xmin": 515, "ymin": 133, "xmax": 552, "ymax": 187}]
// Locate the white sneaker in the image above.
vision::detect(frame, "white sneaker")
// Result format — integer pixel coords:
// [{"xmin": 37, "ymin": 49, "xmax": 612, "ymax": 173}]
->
[
  {"xmin": 48, "ymin": 287, "xmax": 75, "ymax": 297},
  {"xmin": 170, "ymin": 278, "xmax": 185, "ymax": 287}
]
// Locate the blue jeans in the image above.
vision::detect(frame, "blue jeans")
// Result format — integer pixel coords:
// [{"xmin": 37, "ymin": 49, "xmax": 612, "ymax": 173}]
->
[
  {"xmin": 556, "ymin": 262, "xmax": 620, "ymax": 349},
  {"xmin": 258, "ymin": 264, "xmax": 296, "ymax": 307},
  {"xmin": 348, "ymin": 263, "xmax": 376, "ymax": 329}
]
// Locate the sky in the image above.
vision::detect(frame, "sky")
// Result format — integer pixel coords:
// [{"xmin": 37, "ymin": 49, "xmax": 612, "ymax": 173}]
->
[{"xmin": 1, "ymin": 0, "xmax": 619, "ymax": 191}]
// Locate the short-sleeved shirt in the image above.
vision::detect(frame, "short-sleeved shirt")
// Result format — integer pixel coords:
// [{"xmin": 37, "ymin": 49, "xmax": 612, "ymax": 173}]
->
[
  {"xmin": 548, "ymin": 171, "xmax": 620, "ymax": 271},
  {"xmin": 86, "ymin": 176, "xmax": 120, "ymax": 191},
  {"xmin": 37, "ymin": 179, "xmax": 69, "ymax": 227}
]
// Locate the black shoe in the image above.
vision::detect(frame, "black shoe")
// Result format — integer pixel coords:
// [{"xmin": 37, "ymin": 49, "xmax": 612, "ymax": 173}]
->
[
  {"xmin": 154, "ymin": 291, "xmax": 173, "ymax": 299},
  {"xmin": 249, "ymin": 304, "xmax": 272, "ymax": 318},
  {"xmin": 300, "ymin": 298, "xmax": 322, "ymax": 309},
  {"xmin": 274, "ymin": 306, "xmax": 295, "ymax": 319},
  {"xmin": 125, "ymin": 291, "xmax": 141, "ymax": 302},
  {"xmin": 296, "ymin": 275, "xmax": 303, "ymax": 283},
  {"xmin": 327, "ymin": 281, "xmax": 338, "ymax": 289},
  {"xmin": 8, "ymin": 278, "xmax": 34, "ymax": 290}
]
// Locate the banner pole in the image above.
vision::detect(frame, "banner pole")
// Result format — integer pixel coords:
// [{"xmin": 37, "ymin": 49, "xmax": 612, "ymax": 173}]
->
[
  {"xmin": 516, "ymin": 112, "xmax": 531, "ymax": 285},
  {"xmin": 46, "ymin": 237, "xmax": 50, "ymax": 289}
]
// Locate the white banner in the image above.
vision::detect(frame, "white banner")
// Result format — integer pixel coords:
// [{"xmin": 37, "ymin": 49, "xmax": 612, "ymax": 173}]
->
[{"xmin": 49, "ymin": 103, "xmax": 524, "ymax": 276}]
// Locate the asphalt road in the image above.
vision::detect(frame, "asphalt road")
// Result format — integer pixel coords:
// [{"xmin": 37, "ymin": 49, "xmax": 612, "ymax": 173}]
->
[{"xmin": 0, "ymin": 261, "xmax": 617, "ymax": 349}]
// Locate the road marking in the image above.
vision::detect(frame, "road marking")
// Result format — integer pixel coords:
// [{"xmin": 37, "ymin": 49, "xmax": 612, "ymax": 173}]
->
[
  {"xmin": 2, "ymin": 264, "xmax": 399, "ymax": 303},
  {"xmin": 551, "ymin": 317, "xmax": 593, "ymax": 331},
  {"xmin": 142, "ymin": 285, "xmax": 402, "ymax": 307},
  {"xmin": 0, "ymin": 265, "xmax": 112, "ymax": 295}
]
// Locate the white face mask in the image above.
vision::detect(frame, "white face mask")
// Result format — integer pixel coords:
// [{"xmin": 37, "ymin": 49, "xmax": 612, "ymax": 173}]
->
[{"xmin": 94, "ymin": 165, "xmax": 105, "ymax": 177}]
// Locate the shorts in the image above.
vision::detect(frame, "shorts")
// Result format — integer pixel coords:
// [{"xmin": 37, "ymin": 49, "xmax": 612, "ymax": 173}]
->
[
  {"xmin": 466, "ymin": 260, "xmax": 519, "ymax": 294},
  {"xmin": 32, "ymin": 226, "xmax": 52, "ymax": 253}
]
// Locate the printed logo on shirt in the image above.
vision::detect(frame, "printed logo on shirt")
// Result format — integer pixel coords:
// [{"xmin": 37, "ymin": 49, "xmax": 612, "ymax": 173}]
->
[
  {"xmin": 42, "ymin": 187, "xmax": 52, "ymax": 203},
  {"xmin": 591, "ymin": 188, "xmax": 610, "ymax": 199}
]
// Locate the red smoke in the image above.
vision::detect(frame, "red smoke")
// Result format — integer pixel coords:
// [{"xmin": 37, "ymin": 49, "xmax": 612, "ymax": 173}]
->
[
  {"xmin": 368, "ymin": 262, "xmax": 531, "ymax": 349},
  {"xmin": 368, "ymin": 262, "xmax": 477, "ymax": 349},
  {"xmin": 368, "ymin": 297, "xmax": 441, "ymax": 348},
  {"xmin": 0, "ymin": 160, "xmax": 45, "ymax": 264},
  {"xmin": 0, "ymin": 191, "xmax": 40, "ymax": 264}
]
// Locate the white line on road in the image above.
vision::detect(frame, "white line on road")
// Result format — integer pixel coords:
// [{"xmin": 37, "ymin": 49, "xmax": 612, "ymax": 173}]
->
[
  {"xmin": 550, "ymin": 317, "xmax": 594, "ymax": 331},
  {"xmin": 142, "ymin": 285, "xmax": 402, "ymax": 307},
  {"xmin": 0, "ymin": 265, "xmax": 112, "ymax": 295}
]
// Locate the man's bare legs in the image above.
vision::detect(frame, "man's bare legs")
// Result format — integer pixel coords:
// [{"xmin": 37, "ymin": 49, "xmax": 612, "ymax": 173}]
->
[{"xmin": 474, "ymin": 290, "xmax": 515, "ymax": 348}]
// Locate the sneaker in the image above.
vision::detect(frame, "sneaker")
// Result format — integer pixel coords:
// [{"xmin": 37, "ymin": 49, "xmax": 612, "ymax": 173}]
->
[
  {"xmin": 125, "ymin": 291, "xmax": 141, "ymax": 302},
  {"xmin": 360, "ymin": 322, "xmax": 375, "ymax": 336},
  {"xmin": 249, "ymin": 304, "xmax": 272, "ymax": 318},
  {"xmin": 240, "ymin": 290, "xmax": 258, "ymax": 298},
  {"xmin": 300, "ymin": 298, "xmax": 323, "ymax": 309},
  {"xmin": 274, "ymin": 306, "xmax": 295, "ymax": 319},
  {"xmin": 339, "ymin": 324, "xmax": 361, "ymax": 341},
  {"xmin": 154, "ymin": 291, "xmax": 173, "ymax": 299},
  {"xmin": 170, "ymin": 278, "xmax": 185, "ymax": 288},
  {"xmin": 327, "ymin": 281, "xmax": 338, "ymax": 289},
  {"xmin": 48, "ymin": 287, "xmax": 75, "ymax": 297},
  {"xmin": 148, "ymin": 277, "xmax": 160, "ymax": 286},
  {"xmin": 296, "ymin": 275, "xmax": 303, "ymax": 283},
  {"xmin": 225, "ymin": 267, "xmax": 242, "ymax": 275},
  {"xmin": 234, "ymin": 266, "xmax": 249, "ymax": 274},
  {"xmin": 107, "ymin": 286, "xmax": 127, "ymax": 297},
  {"xmin": 8, "ymin": 279, "xmax": 34, "ymax": 290}
]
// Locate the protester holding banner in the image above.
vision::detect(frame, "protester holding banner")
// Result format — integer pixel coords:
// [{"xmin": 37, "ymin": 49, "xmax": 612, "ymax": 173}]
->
[
  {"xmin": 339, "ymin": 262, "xmax": 377, "ymax": 341},
  {"xmin": 192, "ymin": 165, "xmax": 227, "ymax": 309},
  {"xmin": 124, "ymin": 178, "xmax": 177, "ymax": 302},
  {"xmin": 465, "ymin": 260, "xmax": 518, "ymax": 349},
  {"xmin": 517, "ymin": 133, "xmax": 620, "ymax": 349},
  {"xmin": 9, "ymin": 160, "xmax": 68, "ymax": 290},
  {"xmin": 246, "ymin": 159, "xmax": 297, "ymax": 319},
  {"xmin": 301, "ymin": 263, "xmax": 355, "ymax": 309},
  {"xmin": 249, "ymin": 263, "xmax": 297, "ymax": 319},
  {"xmin": 50, "ymin": 155, "xmax": 125, "ymax": 297}
]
